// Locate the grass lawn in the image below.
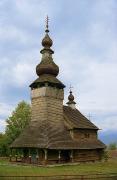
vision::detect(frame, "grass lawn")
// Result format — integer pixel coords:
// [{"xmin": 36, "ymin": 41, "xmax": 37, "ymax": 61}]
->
[{"xmin": 0, "ymin": 159, "xmax": 117, "ymax": 176}]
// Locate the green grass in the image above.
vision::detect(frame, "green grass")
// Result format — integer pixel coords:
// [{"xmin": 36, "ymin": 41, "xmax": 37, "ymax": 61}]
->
[{"xmin": 0, "ymin": 159, "xmax": 117, "ymax": 176}]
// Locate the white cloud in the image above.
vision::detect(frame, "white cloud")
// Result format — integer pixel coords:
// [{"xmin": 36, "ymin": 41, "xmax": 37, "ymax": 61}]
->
[
  {"xmin": 79, "ymin": 61, "xmax": 117, "ymax": 110},
  {"xmin": 94, "ymin": 115, "xmax": 117, "ymax": 132},
  {"xmin": 12, "ymin": 63, "xmax": 34, "ymax": 87},
  {"xmin": 0, "ymin": 0, "xmax": 117, "ymax": 133},
  {"xmin": 0, "ymin": 119, "xmax": 7, "ymax": 133},
  {"xmin": 0, "ymin": 49, "xmax": 39, "ymax": 89},
  {"xmin": 0, "ymin": 103, "xmax": 14, "ymax": 117},
  {"xmin": 14, "ymin": 0, "xmax": 47, "ymax": 26},
  {"xmin": 0, "ymin": 102, "xmax": 18, "ymax": 132},
  {"xmin": 92, "ymin": 0, "xmax": 116, "ymax": 17},
  {"xmin": 0, "ymin": 24, "xmax": 37, "ymax": 46}
]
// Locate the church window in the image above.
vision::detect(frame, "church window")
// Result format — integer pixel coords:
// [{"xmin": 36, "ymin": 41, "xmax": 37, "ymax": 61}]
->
[{"xmin": 85, "ymin": 133, "xmax": 90, "ymax": 138}]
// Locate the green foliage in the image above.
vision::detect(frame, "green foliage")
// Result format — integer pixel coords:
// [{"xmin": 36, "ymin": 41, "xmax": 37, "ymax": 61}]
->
[
  {"xmin": 5, "ymin": 101, "xmax": 31, "ymax": 144},
  {"xmin": 0, "ymin": 133, "xmax": 11, "ymax": 156},
  {"xmin": 0, "ymin": 134, "xmax": 3, "ymax": 139},
  {"xmin": 108, "ymin": 143, "xmax": 117, "ymax": 150},
  {"xmin": 102, "ymin": 150, "xmax": 109, "ymax": 161},
  {"xmin": 0, "ymin": 101, "xmax": 31, "ymax": 156}
]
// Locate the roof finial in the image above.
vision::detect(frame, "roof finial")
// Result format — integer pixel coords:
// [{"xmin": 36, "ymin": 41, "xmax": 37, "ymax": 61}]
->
[
  {"xmin": 70, "ymin": 84, "xmax": 73, "ymax": 93},
  {"xmin": 67, "ymin": 86, "xmax": 76, "ymax": 109},
  {"xmin": 45, "ymin": 15, "xmax": 49, "ymax": 33}
]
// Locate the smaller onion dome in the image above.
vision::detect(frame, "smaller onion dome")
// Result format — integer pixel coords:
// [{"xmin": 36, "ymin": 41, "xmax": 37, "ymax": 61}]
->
[
  {"xmin": 67, "ymin": 90, "xmax": 76, "ymax": 109},
  {"xmin": 42, "ymin": 33, "xmax": 53, "ymax": 48},
  {"xmin": 68, "ymin": 91, "xmax": 75, "ymax": 101}
]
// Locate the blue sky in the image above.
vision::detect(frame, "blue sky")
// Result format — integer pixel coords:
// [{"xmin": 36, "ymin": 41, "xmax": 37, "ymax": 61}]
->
[{"xmin": 0, "ymin": 0, "xmax": 117, "ymax": 137}]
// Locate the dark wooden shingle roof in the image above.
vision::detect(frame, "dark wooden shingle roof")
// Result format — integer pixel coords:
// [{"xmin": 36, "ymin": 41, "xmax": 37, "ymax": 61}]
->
[
  {"xmin": 30, "ymin": 74, "xmax": 65, "ymax": 88},
  {"xmin": 11, "ymin": 106, "xmax": 105, "ymax": 150},
  {"xmin": 63, "ymin": 106, "xmax": 98, "ymax": 130}
]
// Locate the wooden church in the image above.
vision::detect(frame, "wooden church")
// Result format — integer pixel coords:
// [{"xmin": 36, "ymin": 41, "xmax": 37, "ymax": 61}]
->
[{"xmin": 10, "ymin": 19, "xmax": 106, "ymax": 164}]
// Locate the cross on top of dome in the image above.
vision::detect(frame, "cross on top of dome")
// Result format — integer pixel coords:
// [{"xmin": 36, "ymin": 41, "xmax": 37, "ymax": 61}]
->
[{"xmin": 45, "ymin": 15, "xmax": 49, "ymax": 33}]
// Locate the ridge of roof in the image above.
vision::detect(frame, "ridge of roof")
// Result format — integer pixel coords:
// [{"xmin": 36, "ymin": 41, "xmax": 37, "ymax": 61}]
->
[{"xmin": 63, "ymin": 105, "xmax": 99, "ymax": 130}]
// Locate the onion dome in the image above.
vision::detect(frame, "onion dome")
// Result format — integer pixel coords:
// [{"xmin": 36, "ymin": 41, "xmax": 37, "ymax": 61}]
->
[
  {"xmin": 67, "ymin": 90, "xmax": 76, "ymax": 109},
  {"xmin": 36, "ymin": 16, "xmax": 59, "ymax": 77},
  {"xmin": 42, "ymin": 33, "xmax": 53, "ymax": 48},
  {"xmin": 36, "ymin": 59, "xmax": 59, "ymax": 77},
  {"xmin": 68, "ymin": 91, "xmax": 75, "ymax": 102}
]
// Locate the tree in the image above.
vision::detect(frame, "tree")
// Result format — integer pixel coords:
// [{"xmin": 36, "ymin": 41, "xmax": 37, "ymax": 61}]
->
[
  {"xmin": 5, "ymin": 101, "xmax": 31, "ymax": 145},
  {"xmin": 108, "ymin": 143, "xmax": 117, "ymax": 150},
  {"xmin": 0, "ymin": 101, "xmax": 31, "ymax": 156},
  {"xmin": 0, "ymin": 133, "xmax": 10, "ymax": 156}
]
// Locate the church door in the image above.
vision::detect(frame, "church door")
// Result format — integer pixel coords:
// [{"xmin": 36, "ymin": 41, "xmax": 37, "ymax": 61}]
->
[{"xmin": 61, "ymin": 150, "xmax": 70, "ymax": 162}]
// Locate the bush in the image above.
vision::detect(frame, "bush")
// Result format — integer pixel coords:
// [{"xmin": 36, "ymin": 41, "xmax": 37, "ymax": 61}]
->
[{"xmin": 108, "ymin": 143, "xmax": 117, "ymax": 150}]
